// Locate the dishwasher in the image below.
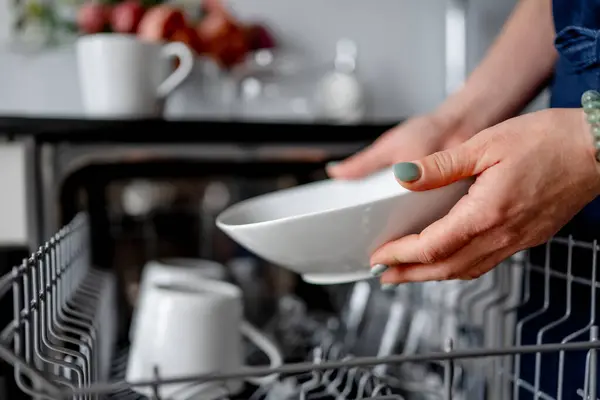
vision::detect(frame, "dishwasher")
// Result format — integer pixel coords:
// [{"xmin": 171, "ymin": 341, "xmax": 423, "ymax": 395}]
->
[{"xmin": 0, "ymin": 121, "xmax": 598, "ymax": 400}]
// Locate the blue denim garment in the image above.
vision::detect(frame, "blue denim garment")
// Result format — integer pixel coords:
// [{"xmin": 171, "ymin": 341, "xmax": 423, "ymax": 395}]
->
[
  {"xmin": 515, "ymin": 2, "xmax": 600, "ymax": 398},
  {"xmin": 551, "ymin": 0, "xmax": 600, "ymax": 220}
]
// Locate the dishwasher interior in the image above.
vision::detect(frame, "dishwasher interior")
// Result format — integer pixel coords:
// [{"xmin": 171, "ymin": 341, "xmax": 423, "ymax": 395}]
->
[{"xmin": 0, "ymin": 146, "xmax": 599, "ymax": 400}]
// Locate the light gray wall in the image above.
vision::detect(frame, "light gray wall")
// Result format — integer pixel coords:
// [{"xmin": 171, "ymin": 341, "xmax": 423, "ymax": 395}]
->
[
  {"xmin": 0, "ymin": 0, "xmax": 10, "ymax": 44},
  {"xmin": 226, "ymin": 0, "xmax": 448, "ymax": 120}
]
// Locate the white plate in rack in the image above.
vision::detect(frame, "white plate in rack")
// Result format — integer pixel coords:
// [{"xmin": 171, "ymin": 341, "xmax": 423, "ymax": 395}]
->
[{"xmin": 216, "ymin": 168, "xmax": 471, "ymax": 285}]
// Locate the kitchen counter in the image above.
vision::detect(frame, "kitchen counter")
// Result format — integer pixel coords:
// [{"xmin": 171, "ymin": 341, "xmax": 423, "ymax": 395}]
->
[{"xmin": 0, "ymin": 116, "xmax": 396, "ymax": 143}]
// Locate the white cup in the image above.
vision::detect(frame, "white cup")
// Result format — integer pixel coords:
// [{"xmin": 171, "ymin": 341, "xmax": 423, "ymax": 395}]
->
[
  {"xmin": 126, "ymin": 278, "xmax": 283, "ymax": 399},
  {"xmin": 129, "ymin": 258, "xmax": 228, "ymax": 340},
  {"xmin": 76, "ymin": 34, "xmax": 193, "ymax": 118}
]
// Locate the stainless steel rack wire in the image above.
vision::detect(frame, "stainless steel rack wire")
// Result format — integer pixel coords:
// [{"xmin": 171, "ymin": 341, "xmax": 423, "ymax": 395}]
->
[{"xmin": 0, "ymin": 214, "xmax": 599, "ymax": 400}]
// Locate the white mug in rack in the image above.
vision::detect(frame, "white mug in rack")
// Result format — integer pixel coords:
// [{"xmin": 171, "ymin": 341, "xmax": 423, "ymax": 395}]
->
[
  {"xmin": 129, "ymin": 258, "xmax": 227, "ymax": 340},
  {"xmin": 126, "ymin": 278, "xmax": 283, "ymax": 399},
  {"xmin": 76, "ymin": 34, "xmax": 193, "ymax": 118}
]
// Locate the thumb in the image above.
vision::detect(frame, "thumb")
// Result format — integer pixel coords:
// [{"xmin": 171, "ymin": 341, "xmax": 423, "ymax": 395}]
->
[{"xmin": 393, "ymin": 142, "xmax": 487, "ymax": 191}]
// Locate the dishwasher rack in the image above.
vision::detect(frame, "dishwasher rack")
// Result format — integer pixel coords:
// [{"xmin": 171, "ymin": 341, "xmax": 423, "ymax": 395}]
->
[{"xmin": 0, "ymin": 214, "xmax": 599, "ymax": 400}]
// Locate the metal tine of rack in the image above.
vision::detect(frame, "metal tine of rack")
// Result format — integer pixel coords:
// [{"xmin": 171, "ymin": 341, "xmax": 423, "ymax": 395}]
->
[
  {"xmin": 498, "ymin": 237, "xmax": 600, "ymax": 400},
  {"xmin": 367, "ymin": 236, "xmax": 600, "ymax": 400},
  {"xmin": 65, "ymin": 340, "xmax": 600, "ymax": 399},
  {"xmin": 499, "ymin": 252, "xmax": 531, "ymax": 400},
  {"xmin": 0, "ymin": 213, "xmax": 117, "ymax": 400},
  {"xmin": 532, "ymin": 240, "xmax": 576, "ymax": 400},
  {"xmin": 271, "ymin": 297, "xmax": 413, "ymax": 400},
  {"xmin": 1, "ymin": 215, "xmax": 600, "ymax": 400}
]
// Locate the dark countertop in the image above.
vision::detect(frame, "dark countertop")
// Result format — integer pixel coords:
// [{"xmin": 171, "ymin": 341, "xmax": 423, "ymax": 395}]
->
[{"xmin": 0, "ymin": 116, "xmax": 397, "ymax": 143}]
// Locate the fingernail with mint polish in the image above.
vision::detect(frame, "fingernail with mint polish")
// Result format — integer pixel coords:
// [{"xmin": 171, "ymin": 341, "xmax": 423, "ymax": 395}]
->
[
  {"xmin": 381, "ymin": 283, "xmax": 399, "ymax": 291},
  {"xmin": 326, "ymin": 161, "xmax": 340, "ymax": 169},
  {"xmin": 393, "ymin": 162, "xmax": 421, "ymax": 182},
  {"xmin": 370, "ymin": 264, "xmax": 389, "ymax": 277}
]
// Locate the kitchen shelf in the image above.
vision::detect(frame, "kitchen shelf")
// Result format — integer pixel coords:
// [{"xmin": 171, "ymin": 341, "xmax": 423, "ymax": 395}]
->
[{"xmin": 0, "ymin": 116, "xmax": 398, "ymax": 144}]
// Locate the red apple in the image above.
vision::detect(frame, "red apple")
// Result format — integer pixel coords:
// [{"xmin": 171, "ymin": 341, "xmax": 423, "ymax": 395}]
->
[
  {"xmin": 201, "ymin": 0, "xmax": 228, "ymax": 16},
  {"xmin": 197, "ymin": 16, "xmax": 248, "ymax": 68},
  {"xmin": 244, "ymin": 24, "xmax": 276, "ymax": 50},
  {"xmin": 214, "ymin": 29, "xmax": 248, "ymax": 68},
  {"xmin": 111, "ymin": 1, "xmax": 145, "ymax": 34},
  {"xmin": 196, "ymin": 10, "xmax": 229, "ymax": 40},
  {"xmin": 77, "ymin": 2, "xmax": 110, "ymax": 34},
  {"xmin": 137, "ymin": 5, "xmax": 186, "ymax": 42},
  {"xmin": 170, "ymin": 26, "xmax": 203, "ymax": 55}
]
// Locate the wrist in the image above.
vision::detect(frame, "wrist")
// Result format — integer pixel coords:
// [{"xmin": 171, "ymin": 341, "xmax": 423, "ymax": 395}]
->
[
  {"xmin": 433, "ymin": 80, "xmax": 525, "ymax": 147},
  {"xmin": 429, "ymin": 95, "xmax": 483, "ymax": 147}
]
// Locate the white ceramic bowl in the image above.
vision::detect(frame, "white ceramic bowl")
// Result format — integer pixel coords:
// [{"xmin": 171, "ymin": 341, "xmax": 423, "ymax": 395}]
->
[{"xmin": 216, "ymin": 168, "xmax": 471, "ymax": 285}]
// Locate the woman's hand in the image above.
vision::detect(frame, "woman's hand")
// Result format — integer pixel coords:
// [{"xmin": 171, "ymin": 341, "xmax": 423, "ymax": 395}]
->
[
  {"xmin": 370, "ymin": 108, "xmax": 600, "ymax": 286},
  {"xmin": 327, "ymin": 114, "xmax": 467, "ymax": 180}
]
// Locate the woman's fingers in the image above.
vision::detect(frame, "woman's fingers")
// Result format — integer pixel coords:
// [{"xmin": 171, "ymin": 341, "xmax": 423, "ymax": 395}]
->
[
  {"xmin": 328, "ymin": 115, "xmax": 457, "ymax": 180},
  {"xmin": 370, "ymin": 194, "xmax": 495, "ymax": 267},
  {"xmin": 377, "ymin": 238, "xmax": 512, "ymax": 285},
  {"xmin": 327, "ymin": 135, "xmax": 397, "ymax": 180},
  {"xmin": 378, "ymin": 262, "xmax": 462, "ymax": 284}
]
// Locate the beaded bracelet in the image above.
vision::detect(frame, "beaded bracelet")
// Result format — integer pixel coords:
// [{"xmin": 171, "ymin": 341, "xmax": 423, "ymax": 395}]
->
[{"xmin": 581, "ymin": 90, "xmax": 600, "ymax": 161}]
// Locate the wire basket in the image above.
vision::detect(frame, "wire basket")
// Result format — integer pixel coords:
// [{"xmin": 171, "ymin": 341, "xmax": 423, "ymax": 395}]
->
[{"xmin": 0, "ymin": 213, "xmax": 598, "ymax": 400}]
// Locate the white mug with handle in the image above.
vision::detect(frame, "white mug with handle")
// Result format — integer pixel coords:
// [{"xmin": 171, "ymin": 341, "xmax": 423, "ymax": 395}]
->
[
  {"xmin": 76, "ymin": 34, "xmax": 193, "ymax": 118},
  {"xmin": 126, "ymin": 277, "xmax": 283, "ymax": 400}
]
